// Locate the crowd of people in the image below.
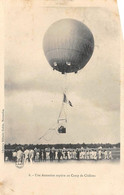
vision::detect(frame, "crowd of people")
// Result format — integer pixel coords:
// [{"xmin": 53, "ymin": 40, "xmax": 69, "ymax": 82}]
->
[{"xmin": 5, "ymin": 147, "xmax": 113, "ymax": 163}]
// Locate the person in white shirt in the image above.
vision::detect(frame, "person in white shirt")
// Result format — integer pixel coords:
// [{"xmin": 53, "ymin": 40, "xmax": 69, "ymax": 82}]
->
[
  {"xmin": 73, "ymin": 150, "xmax": 76, "ymax": 160},
  {"xmin": 94, "ymin": 150, "xmax": 97, "ymax": 160},
  {"xmin": 35, "ymin": 150, "xmax": 40, "ymax": 162},
  {"xmin": 17, "ymin": 149, "xmax": 23, "ymax": 163},
  {"xmin": 12, "ymin": 151, "xmax": 17, "ymax": 161},
  {"xmin": 67, "ymin": 150, "xmax": 71, "ymax": 160},
  {"xmin": 82, "ymin": 150, "xmax": 85, "ymax": 159},
  {"xmin": 84, "ymin": 150, "xmax": 87, "ymax": 159},
  {"xmin": 80, "ymin": 150, "xmax": 83, "ymax": 160},
  {"xmin": 90, "ymin": 150, "xmax": 93, "ymax": 160},
  {"xmin": 24, "ymin": 148, "xmax": 29, "ymax": 163},
  {"xmin": 55, "ymin": 150, "xmax": 58, "ymax": 160},
  {"xmin": 86, "ymin": 150, "xmax": 90, "ymax": 160},
  {"xmin": 29, "ymin": 149, "xmax": 34, "ymax": 163},
  {"xmin": 62, "ymin": 150, "xmax": 65, "ymax": 160},
  {"xmin": 104, "ymin": 150, "xmax": 108, "ymax": 160},
  {"xmin": 98, "ymin": 150, "xmax": 102, "ymax": 160},
  {"xmin": 109, "ymin": 150, "xmax": 112, "ymax": 160}
]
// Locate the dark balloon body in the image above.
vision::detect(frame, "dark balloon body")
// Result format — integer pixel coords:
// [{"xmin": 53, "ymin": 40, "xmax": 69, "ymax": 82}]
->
[{"xmin": 43, "ymin": 19, "xmax": 94, "ymax": 74}]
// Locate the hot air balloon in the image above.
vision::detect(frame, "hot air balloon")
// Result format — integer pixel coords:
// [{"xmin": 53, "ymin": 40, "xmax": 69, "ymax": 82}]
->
[
  {"xmin": 43, "ymin": 18, "xmax": 94, "ymax": 74},
  {"xmin": 42, "ymin": 18, "xmax": 94, "ymax": 135}
]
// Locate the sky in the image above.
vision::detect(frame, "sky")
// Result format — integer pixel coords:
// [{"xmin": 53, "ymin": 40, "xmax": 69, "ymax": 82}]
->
[{"xmin": 5, "ymin": 5, "xmax": 120, "ymax": 144}]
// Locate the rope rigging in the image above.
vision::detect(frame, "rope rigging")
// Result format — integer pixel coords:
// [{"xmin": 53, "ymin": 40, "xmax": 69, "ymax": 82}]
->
[{"xmin": 34, "ymin": 74, "xmax": 73, "ymax": 143}]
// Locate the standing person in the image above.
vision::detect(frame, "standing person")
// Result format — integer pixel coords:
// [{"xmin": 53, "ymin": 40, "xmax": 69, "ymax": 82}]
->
[
  {"xmin": 55, "ymin": 150, "xmax": 58, "ymax": 160},
  {"xmin": 104, "ymin": 150, "xmax": 108, "ymax": 160},
  {"xmin": 62, "ymin": 150, "xmax": 65, "ymax": 160},
  {"xmin": 43, "ymin": 149, "xmax": 46, "ymax": 161},
  {"xmin": 60, "ymin": 150, "xmax": 63, "ymax": 160},
  {"xmin": 50, "ymin": 149, "xmax": 53, "ymax": 161},
  {"xmin": 53, "ymin": 150, "xmax": 56, "ymax": 160},
  {"xmin": 73, "ymin": 150, "xmax": 76, "ymax": 160},
  {"xmin": 86, "ymin": 150, "xmax": 90, "ymax": 160},
  {"xmin": 65, "ymin": 150, "xmax": 68, "ymax": 160},
  {"xmin": 24, "ymin": 147, "xmax": 29, "ymax": 163},
  {"xmin": 89, "ymin": 150, "xmax": 93, "ymax": 160},
  {"xmin": 34, "ymin": 147, "xmax": 38, "ymax": 161},
  {"xmin": 57, "ymin": 150, "xmax": 61, "ymax": 162},
  {"xmin": 94, "ymin": 150, "xmax": 97, "ymax": 160},
  {"xmin": 67, "ymin": 150, "xmax": 71, "ymax": 160},
  {"xmin": 84, "ymin": 150, "xmax": 87, "ymax": 160},
  {"xmin": 35, "ymin": 149, "xmax": 40, "ymax": 162},
  {"xmin": 42, "ymin": 150, "xmax": 44, "ymax": 160},
  {"xmin": 80, "ymin": 150, "xmax": 84, "ymax": 160},
  {"xmin": 16, "ymin": 148, "xmax": 23, "ymax": 163},
  {"xmin": 76, "ymin": 149, "xmax": 80, "ymax": 160},
  {"xmin": 98, "ymin": 150, "xmax": 102, "ymax": 160},
  {"xmin": 82, "ymin": 150, "xmax": 85, "ymax": 159},
  {"xmin": 7, "ymin": 150, "xmax": 12, "ymax": 162},
  {"xmin": 39, "ymin": 149, "xmax": 43, "ymax": 162},
  {"xmin": 71, "ymin": 150, "xmax": 75, "ymax": 160},
  {"xmin": 71, "ymin": 150, "xmax": 74, "ymax": 160},
  {"xmin": 29, "ymin": 149, "xmax": 34, "ymax": 163},
  {"xmin": 12, "ymin": 150, "xmax": 17, "ymax": 162},
  {"xmin": 109, "ymin": 150, "xmax": 112, "ymax": 160},
  {"xmin": 91, "ymin": 150, "xmax": 94, "ymax": 160},
  {"xmin": 80, "ymin": 150, "xmax": 83, "ymax": 160},
  {"xmin": 46, "ymin": 150, "xmax": 49, "ymax": 160}
]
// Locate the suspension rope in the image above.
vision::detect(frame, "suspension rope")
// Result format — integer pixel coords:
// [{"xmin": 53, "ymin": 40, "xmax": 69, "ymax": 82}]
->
[
  {"xmin": 33, "ymin": 73, "xmax": 69, "ymax": 144},
  {"xmin": 57, "ymin": 73, "xmax": 68, "ymax": 123},
  {"xmin": 32, "ymin": 122, "xmax": 58, "ymax": 144},
  {"xmin": 57, "ymin": 95, "xmax": 67, "ymax": 123}
]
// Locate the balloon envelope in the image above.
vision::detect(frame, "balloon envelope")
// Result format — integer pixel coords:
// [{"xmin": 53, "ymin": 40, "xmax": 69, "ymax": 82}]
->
[{"xmin": 43, "ymin": 19, "xmax": 94, "ymax": 74}]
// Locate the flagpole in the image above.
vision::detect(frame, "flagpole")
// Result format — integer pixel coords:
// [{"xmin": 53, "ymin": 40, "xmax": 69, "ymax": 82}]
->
[{"xmin": 57, "ymin": 73, "xmax": 68, "ymax": 124}]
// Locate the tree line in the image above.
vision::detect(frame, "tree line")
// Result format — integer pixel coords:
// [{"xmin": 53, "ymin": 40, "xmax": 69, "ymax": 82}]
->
[{"xmin": 5, "ymin": 143, "xmax": 120, "ymax": 150}]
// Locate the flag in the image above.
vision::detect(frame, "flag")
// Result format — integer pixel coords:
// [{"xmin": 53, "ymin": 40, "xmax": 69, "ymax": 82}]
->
[
  {"xmin": 63, "ymin": 93, "xmax": 67, "ymax": 103},
  {"xmin": 63, "ymin": 93, "xmax": 73, "ymax": 107},
  {"xmin": 68, "ymin": 100, "xmax": 73, "ymax": 107}
]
